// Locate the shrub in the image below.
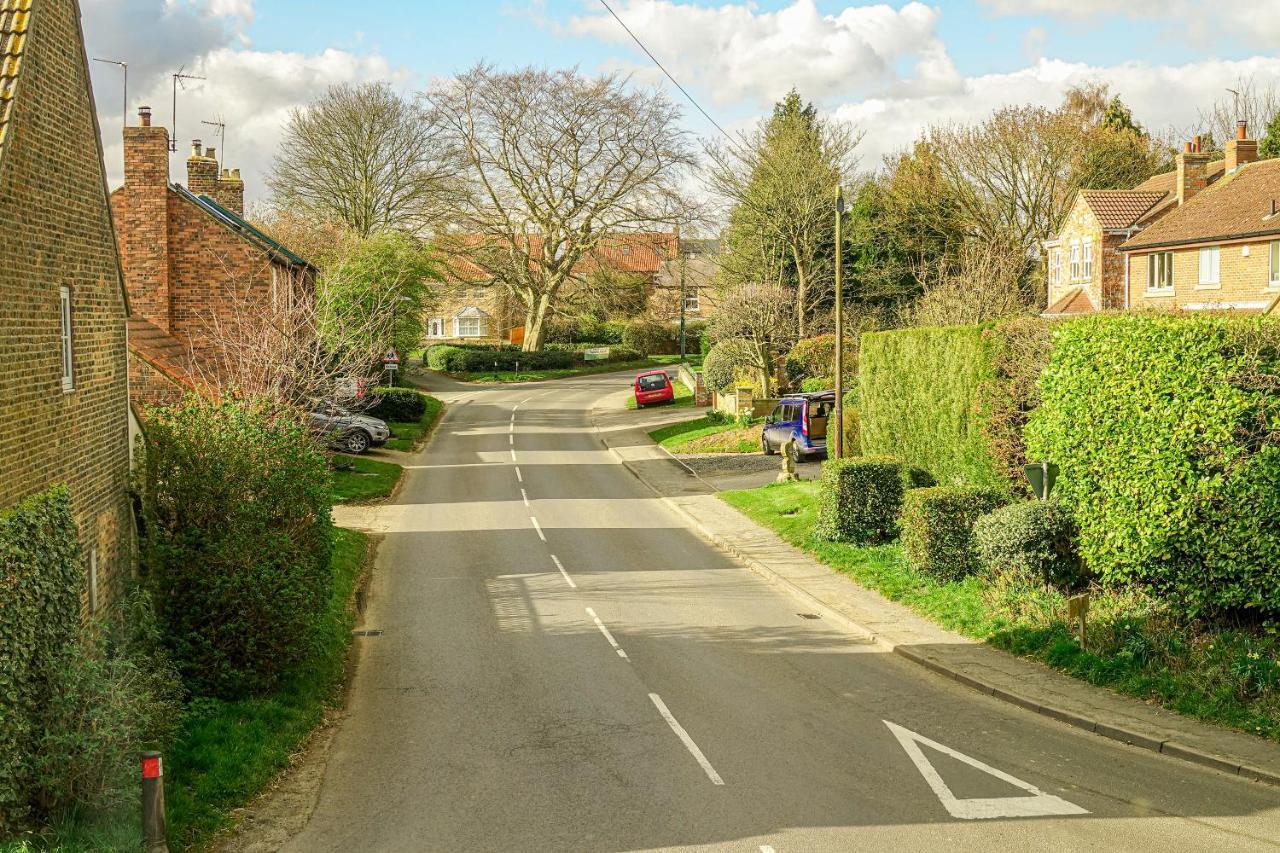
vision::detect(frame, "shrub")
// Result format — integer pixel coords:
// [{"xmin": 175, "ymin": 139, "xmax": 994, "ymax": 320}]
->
[
  {"xmin": 974, "ymin": 500, "xmax": 1082, "ymax": 590},
  {"xmin": 975, "ymin": 317, "xmax": 1055, "ymax": 498},
  {"xmin": 816, "ymin": 456, "xmax": 904, "ymax": 543},
  {"xmin": 601, "ymin": 320, "xmax": 627, "ymax": 344},
  {"xmin": 903, "ymin": 466, "xmax": 936, "ymax": 489},
  {"xmin": 785, "ymin": 335, "xmax": 857, "ymax": 386},
  {"xmin": 427, "ymin": 346, "xmax": 573, "ymax": 372},
  {"xmin": 1025, "ymin": 314, "xmax": 1280, "ymax": 616},
  {"xmin": 137, "ymin": 398, "xmax": 334, "ymax": 697},
  {"xmin": 801, "ymin": 376, "xmax": 831, "ymax": 392},
  {"xmin": 703, "ymin": 339, "xmax": 751, "ymax": 392},
  {"xmin": 900, "ymin": 486, "xmax": 1008, "ymax": 581},
  {"xmin": 366, "ymin": 387, "xmax": 427, "ymax": 422},
  {"xmin": 622, "ymin": 317, "xmax": 673, "ymax": 355}
]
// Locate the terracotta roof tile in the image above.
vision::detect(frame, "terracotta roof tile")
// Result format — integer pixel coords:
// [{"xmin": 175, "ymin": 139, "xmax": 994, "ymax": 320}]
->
[
  {"xmin": 1132, "ymin": 160, "xmax": 1226, "ymax": 195},
  {"xmin": 1121, "ymin": 159, "xmax": 1280, "ymax": 251},
  {"xmin": 127, "ymin": 317, "xmax": 202, "ymax": 393},
  {"xmin": 0, "ymin": 0, "xmax": 32, "ymax": 163},
  {"xmin": 1042, "ymin": 286, "xmax": 1097, "ymax": 317},
  {"xmin": 1081, "ymin": 190, "xmax": 1168, "ymax": 229}
]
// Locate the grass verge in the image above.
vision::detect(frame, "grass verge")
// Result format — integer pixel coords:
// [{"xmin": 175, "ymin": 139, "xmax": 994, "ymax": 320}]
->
[
  {"xmin": 384, "ymin": 393, "xmax": 444, "ymax": 452},
  {"xmin": 721, "ymin": 480, "xmax": 1280, "ymax": 741},
  {"xmin": 649, "ymin": 415, "xmax": 761, "ymax": 454},
  {"xmin": 330, "ymin": 455, "xmax": 402, "ymax": 503},
  {"xmin": 444, "ymin": 358, "xmax": 659, "ymax": 384},
  {"xmin": 625, "ymin": 380, "xmax": 694, "ymax": 410}
]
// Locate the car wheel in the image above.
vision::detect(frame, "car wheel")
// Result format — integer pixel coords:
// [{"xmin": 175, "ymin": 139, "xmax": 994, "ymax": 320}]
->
[
  {"xmin": 343, "ymin": 430, "xmax": 372, "ymax": 454},
  {"xmin": 762, "ymin": 434, "xmax": 775, "ymax": 455}
]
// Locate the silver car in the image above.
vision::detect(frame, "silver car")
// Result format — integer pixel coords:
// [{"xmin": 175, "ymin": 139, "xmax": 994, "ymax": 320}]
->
[{"xmin": 308, "ymin": 402, "xmax": 391, "ymax": 454}]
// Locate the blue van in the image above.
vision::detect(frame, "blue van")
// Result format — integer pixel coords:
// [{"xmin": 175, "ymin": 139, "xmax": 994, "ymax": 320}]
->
[{"xmin": 761, "ymin": 391, "xmax": 835, "ymax": 462}]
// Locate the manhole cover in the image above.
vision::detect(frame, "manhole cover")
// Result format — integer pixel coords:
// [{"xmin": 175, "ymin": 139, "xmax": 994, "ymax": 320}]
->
[
  {"xmin": 798, "ymin": 613, "xmax": 821, "ymax": 620},
  {"xmin": 352, "ymin": 629, "xmax": 384, "ymax": 636}
]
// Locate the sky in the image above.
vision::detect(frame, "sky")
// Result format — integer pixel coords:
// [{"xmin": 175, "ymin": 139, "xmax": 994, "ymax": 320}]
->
[{"xmin": 83, "ymin": 0, "xmax": 1280, "ymax": 207}]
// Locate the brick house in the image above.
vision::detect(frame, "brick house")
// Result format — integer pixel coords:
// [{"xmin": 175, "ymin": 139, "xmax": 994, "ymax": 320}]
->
[
  {"xmin": 1043, "ymin": 142, "xmax": 1226, "ymax": 316},
  {"xmin": 1120, "ymin": 124, "xmax": 1280, "ymax": 312},
  {"xmin": 111, "ymin": 109, "xmax": 315, "ymax": 406},
  {"xmin": 650, "ymin": 238, "xmax": 721, "ymax": 325},
  {"xmin": 0, "ymin": 0, "xmax": 134, "ymax": 611}
]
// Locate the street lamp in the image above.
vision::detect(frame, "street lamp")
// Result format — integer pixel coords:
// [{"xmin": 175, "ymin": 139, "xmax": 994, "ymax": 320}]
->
[{"xmin": 833, "ymin": 183, "xmax": 846, "ymax": 460}]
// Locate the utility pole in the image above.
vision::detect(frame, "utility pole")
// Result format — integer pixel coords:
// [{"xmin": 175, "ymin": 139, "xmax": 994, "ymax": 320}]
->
[
  {"xmin": 833, "ymin": 183, "xmax": 846, "ymax": 460},
  {"xmin": 92, "ymin": 58, "xmax": 128, "ymax": 133},
  {"xmin": 675, "ymin": 225, "xmax": 687, "ymax": 363},
  {"xmin": 170, "ymin": 68, "xmax": 206, "ymax": 153}
]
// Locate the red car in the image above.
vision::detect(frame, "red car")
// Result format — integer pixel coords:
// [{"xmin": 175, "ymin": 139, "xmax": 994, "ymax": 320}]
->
[{"xmin": 633, "ymin": 370, "xmax": 674, "ymax": 407}]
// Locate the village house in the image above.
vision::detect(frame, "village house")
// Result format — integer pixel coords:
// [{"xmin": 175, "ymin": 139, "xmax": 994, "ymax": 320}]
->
[
  {"xmin": 1043, "ymin": 140, "xmax": 1227, "ymax": 316},
  {"xmin": 1121, "ymin": 123, "xmax": 1280, "ymax": 312},
  {"xmin": 650, "ymin": 238, "xmax": 720, "ymax": 325},
  {"xmin": 0, "ymin": 0, "xmax": 134, "ymax": 611},
  {"xmin": 111, "ymin": 109, "xmax": 315, "ymax": 406}
]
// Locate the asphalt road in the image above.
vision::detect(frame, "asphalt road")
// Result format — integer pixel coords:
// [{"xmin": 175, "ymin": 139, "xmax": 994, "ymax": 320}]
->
[{"xmin": 286, "ymin": 369, "xmax": 1280, "ymax": 853}]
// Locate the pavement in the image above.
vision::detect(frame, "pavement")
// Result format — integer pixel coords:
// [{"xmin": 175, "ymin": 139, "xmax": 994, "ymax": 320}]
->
[{"xmin": 304, "ymin": 368, "xmax": 1280, "ymax": 853}]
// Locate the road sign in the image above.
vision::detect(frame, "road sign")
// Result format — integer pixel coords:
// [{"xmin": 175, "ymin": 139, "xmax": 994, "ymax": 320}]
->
[
  {"xmin": 583, "ymin": 347, "xmax": 610, "ymax": 361},
  {"xmin": 884, "ymin": 720, "xmax": 1088, "ymax": 820}
]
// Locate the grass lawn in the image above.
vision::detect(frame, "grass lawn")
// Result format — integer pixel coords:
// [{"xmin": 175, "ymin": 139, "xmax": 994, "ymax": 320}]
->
[
  {"xmin": 650, "ymin": 354, "xmax": 703, "ymax": 367},
  {"xmin": 625, "ymin": 380, "xmax": 694, "ymax": 410},
  {"xmin": 649, "ymin": 415, "xmax": 761, "ymax": 454},
  {"xmin": 383, "ymin": 393, "xmax": 444, "ymax": 452},
  {"xmin": 722, "ymin": 480, "xmax": 1280, "ymax": 742},
  {"xmin": 330, "ymin": 455, "xmax": 402, "ymax": 503},
  {"xmin": 444, "ymin": 358, "xmax": 659, "ymax": 384}
]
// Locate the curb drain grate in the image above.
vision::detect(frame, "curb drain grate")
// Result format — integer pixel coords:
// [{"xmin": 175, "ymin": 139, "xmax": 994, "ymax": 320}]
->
[
  {"xmin": 798, "ymin": 613, "xmax": 821, "ymax": 620},
  {"xmin": 352, "ymin": 629, "xmax": 384, "ymax": 636}
]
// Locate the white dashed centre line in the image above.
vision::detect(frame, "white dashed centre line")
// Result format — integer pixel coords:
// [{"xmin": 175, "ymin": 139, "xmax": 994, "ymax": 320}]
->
[
  {"xmin": 521, "ymin": 488, "xmax": 530, "ymax": 507},
  {"xmin": 515, "ymin": 466, "xmax": 523, "ymax": 483},
  {"xmin": 510, "ymin": 449, "xmax": 517, "ymax": 461},
  {"xmin": 760, "ymin": 847, "xmax": 777, "ymax": 853},
  {"xmin": 550, "ymin": 554, "xmax": 576, "ymax": 589},
  {"xmin": 649, "ymin": 694, "xmax": 724, "ymax": 785},
  {"xmin": 530, "ymin": 516, "xmax": 546, "ymax": 542},
  {"xmin": 585, "ymin": 607, "xmax": 628, "ymax": 660}
]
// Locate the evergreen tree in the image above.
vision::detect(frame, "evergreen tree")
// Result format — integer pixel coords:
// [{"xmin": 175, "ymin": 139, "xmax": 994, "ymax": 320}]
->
[{"xmin": 1260, "ymin": 111, "xmax": 1280, "ymax": 160}]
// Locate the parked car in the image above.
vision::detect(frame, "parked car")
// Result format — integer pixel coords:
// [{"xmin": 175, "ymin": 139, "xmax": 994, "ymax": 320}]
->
[
  {"xmin": 633, "ymin": 369, "xmax": 675, "ymax": 407},
  {"xmin": 308, "ymin": 401, "xmax": 390, "ymax": 454},
  {"xmin": 761, "ymin": 391, "xmax": 834, "ymax": 462}
]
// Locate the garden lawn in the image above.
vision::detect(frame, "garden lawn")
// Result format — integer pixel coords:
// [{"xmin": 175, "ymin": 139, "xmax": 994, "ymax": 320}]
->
[
  {"xmin": 330, "ymin": 455, "xmax": 402, "ymax": 503},
  {"xmin": 649, "ymin": 415, "xmax": 761, "ymax": 454},
  {"xmin": 384, "ymin": 393, "xmax": 443, "ymax": 452},
  {"xmin": 626, "ymin": 380, "xmax": 694, "ymax": 410},
  {"xmin": 721, "ymin": 480, "xmax": 1280, "ymax": 742},
  {"xmin": 445, "ymin": 358, "xmax": 659, "ymax": 383}
]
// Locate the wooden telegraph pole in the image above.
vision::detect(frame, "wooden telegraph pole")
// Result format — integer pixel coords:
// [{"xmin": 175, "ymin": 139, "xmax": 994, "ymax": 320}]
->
[{"xmin": 833, "ymin": 183, "xmax": 845, "ymax": 460}]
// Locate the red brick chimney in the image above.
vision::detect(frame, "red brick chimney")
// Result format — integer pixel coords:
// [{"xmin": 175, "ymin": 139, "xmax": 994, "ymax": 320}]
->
[
  {"xmin": 186, "ymin": 140, "xmax": 219, "ymax": 197},
  {"xmin": 1225, "ymin": 120, "xmax": 1259, "ymax": 173},
  {"xmin": 116, "ymin": 106, "xmax": 174, "ymax": 331},
  {"xmin": 215, "ymin": 168, "xmax": 245, "ymax": 217},
  {"xmin": 1177, "ymin": 138, "xmax": 1211, "ymax": 206}
]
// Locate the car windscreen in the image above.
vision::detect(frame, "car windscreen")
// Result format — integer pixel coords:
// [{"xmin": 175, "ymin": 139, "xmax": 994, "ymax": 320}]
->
[{"xmin": 637, "ymin": 374, "xmax": 667, "ymax": 391}]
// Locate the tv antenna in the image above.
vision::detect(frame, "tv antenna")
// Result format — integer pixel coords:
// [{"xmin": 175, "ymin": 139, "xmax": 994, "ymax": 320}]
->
[
  {"xmin": 170, "ymin": 67, "xmax": 206, "ymax": 153},
  {"xmin": 91, "ymin": 58, "xmax": 128, "ymax": 131},
  {"xmin": 201, "ymin": 116, "xmax": 226, "ymax": 168}
]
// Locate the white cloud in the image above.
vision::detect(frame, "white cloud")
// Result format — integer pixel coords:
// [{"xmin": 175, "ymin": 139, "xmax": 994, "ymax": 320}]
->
[
  {"xmin": 84, "ymin": 0, "xmax": 407, "ymax": 204},
  {"xmin": 567, "ymin": 0, "xmax": 961, "ymax": 108},
  {"xmin": 977, "ymin": 0, "xmax": 1280, "ymax": 44}
]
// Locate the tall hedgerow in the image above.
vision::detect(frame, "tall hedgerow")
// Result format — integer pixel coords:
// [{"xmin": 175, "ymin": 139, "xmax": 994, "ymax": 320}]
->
[
  {"xmin": 136, "ymin": 397, "xmax": 334, "ymax": 697},
  {"xmin": 1025, "ymin": 314, "xmax": 1280, "ymax": 616}
]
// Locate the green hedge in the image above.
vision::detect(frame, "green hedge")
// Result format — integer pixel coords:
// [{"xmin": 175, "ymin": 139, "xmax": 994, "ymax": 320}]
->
[
  {"xmin": 900, "ymin": 486, "xmax": 1007, "ymax": 581},
  {"xmin": 1025, "ymin": 314, "xmax": 1280, "ymax": 616},
  {"xmin": 0, "ymin": 486, "xmax": 81, "ymax": 831},
  {"xmin": 622, "ymin": 318, "xmax": 673, "ymax": 356},
  {"xmin": 427, "ymin": 346, "xmax": 575, "ymax": 372},
  {"xmin": 974, "ymin": 500, "xmax": 1081, "ymax": 589},
  {"xmin": 816, "ymin": 456, "xmax": 903, "ymax": 543},
  {"xmin": 859, "ymin": 319, "xmax": 1052, "ymax": 495},
  {"xmin": 367, "ymin": 387, "xmax": 428, "ymax": 422},
  {"xmin": 138, "ymin": 398, "xmax": 334, "ymax": 698}
]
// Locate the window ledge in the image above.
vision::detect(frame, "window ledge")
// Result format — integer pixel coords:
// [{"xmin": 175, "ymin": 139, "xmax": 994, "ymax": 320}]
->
[
  {"xmin": 1145, "ymin": 289, "xmax": 1175, "ymax": 297},
  {"xmin": 1195, "ymin": 282, "xmax": 1221, "ymax": 290}
]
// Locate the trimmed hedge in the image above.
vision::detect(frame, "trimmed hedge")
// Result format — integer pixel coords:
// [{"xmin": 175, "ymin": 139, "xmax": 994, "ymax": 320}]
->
[
  {"xmin": 367, "ymin": 387, "xmax": 428, "ymax": 422},
  {"xmin": 974, "ymin": 500, "xmax": 1081, "ymax": 590},
  {"xmin": 622, "ymin": 318, "xmax": 673, "ymax": 355},
  {"xmin": 1025, "ymin": 314, "xmax": 1280, "ymax": 615},
  {"xmin": 427, "ymin": 345, "xmax": 575, "ymax": 372},
  {"xmin": 900, "ymin": 486, "xmax": 1007, "ymax": 581},
  {"xmin": 137, "ymin": 398, "xmax": 334, "ymax": 698},
  {"xmin": 816, "ymin": 456, "xmax": 904, "ymax": 543},
  {"xmin": 0, "ymin": 486, "xmax": 81, "ymax": 831},
  {"xmin": 785, "ymin": 335, "xmax": 857, "ymax": 387}
]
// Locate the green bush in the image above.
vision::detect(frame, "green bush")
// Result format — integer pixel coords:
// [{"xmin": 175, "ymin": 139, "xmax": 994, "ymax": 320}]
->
[
  {"xmin": 622, "ymin": 318, "xmax": 673, "ymax": 356},
  {"xmin": 137, "ymin": 398, "xmax": 334, "ymax": 698},
  {"xmin": 816, "ymin": 456, "xmax": 904, "ymax": 543},
  {"xmin": 703, "ymin": 339, "xmax": 750, "ymax": 392},
  {"xmin": 427, "ymin": 345, "xmax": 574, "ymax": 372},
  {"xmin": 0, "ymin": 486, "xmax": 82, "ymax": 831},
  {"xmin": 785, "ymin": 335, "xmax": 857, "ymax": 386},
  {"xmin": 366, "ymin": 387, "xmax": 427, "ymax": 422},
  {"xmin": 1026, "ymin": 314, "xmax": 1280, "ymax": 616},
  {"xmin": 901, "ymin": 486, "xmax": 1007, "ymax": 581},
  {"xmin": 903, "ymin": 467, "xmax": 936, "ymax": 489},
  {"xmin": 974, "ymin": 317, "xmax": 1055, "ymax": 499},
  {"xmin": 974, "ymin": 500, "xmax": 1082, "ymax": 590},
  {"xmin": 602, "ymin": 320, "xmax": 627, "ymax": 345}
]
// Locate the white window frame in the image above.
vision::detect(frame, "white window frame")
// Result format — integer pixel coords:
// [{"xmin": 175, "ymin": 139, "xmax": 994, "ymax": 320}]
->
[
  {"xmin": 455, "ymin": 316, "xmax": 485, "ymax": 338},
  {"xmin": 59, "ymin": 285, "xmax": 74, "ymax": 392},
  {"xmin": 1148, "ymin": 251, "xmax": 1174, "ymax": 293},
  {"xmin": 1069, "ymin": 243, "xmax": 1081, "ymax": 281},
  {"xmin": 427, "ymin": 317, "xmax": 446, "ymax": 338},
  {"xmin": 88, "ymin": 547, "xmax": 99, "ymax": 613},
  {"xmin": 1270, "ymin": 241, "xmax": 1280, "ymax": 288},
  {"xmin": 684, "ymin": 288, "xmax": 700, "ymax": 313},
  {"xmin": 1198, "ymin": 246, "xmax": 1221, "ymax": 287},
  {"xmin": 1082, "ymin": 239, "xmax": 1093, "ymax": 280},
  {"xmin": 1047, "ymin": 248, "xmax": 1060, "ymax": 288}
]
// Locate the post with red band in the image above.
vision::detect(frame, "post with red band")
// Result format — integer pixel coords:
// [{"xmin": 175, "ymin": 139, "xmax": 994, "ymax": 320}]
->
[{"xmin": 141, "ymin": 751, "xmax": 169, "ymax": 852}]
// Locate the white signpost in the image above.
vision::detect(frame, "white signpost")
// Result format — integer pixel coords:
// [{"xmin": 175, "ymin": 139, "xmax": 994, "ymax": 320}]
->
[{"xmin": 583, "ymin": 347, "xmax": 611, "ymax": 362}]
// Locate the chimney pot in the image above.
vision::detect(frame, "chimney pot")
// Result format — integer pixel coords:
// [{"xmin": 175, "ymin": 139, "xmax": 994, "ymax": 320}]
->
[
  {"xmin": 232, "ymin": 168, "xmax": 241, "ymax": 180},
  {"xmin": 1238, "ymin": 120, "xmax": 1248, "ymax": 140},
  {"xmin": 1194, "ymin": 134, "xmax": 1202, "ymax": 153},
  {"xmin": 138, "ymin": 106, "xmax": 152, "ymax": 127},
  {"xmin": 205, "ymin": 146, "xmax": 216, "ymax": 163},
  {"xmin": 1184, "ymin": 141, "xmax": 1192, "ymax": 153},
  {"xmin": 191, "ymin": 140, "xmax": 202, "ymax": 157}
]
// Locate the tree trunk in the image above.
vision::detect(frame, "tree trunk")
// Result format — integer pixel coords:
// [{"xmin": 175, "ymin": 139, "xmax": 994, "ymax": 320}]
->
[
  {"xmin": 794, "ymin": 254, "xmax": 809, "ymax": 339},
  {"xmin": 522, "ymin": 291, "xmax": 553, "ymax": 352}
]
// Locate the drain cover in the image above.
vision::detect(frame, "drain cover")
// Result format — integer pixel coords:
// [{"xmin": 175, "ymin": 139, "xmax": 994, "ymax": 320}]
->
[
  {"xmin": 798, "ymin": 613, "xmax": 821, "ymax": 620},
  {"xmin": 352, "ymin": 629, "xmax": 384, "ymax": 636}
]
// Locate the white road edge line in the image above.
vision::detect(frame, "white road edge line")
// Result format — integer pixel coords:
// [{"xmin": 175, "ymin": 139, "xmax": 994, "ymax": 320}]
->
[
  {"xmin": 521, "ymin": 488, "xmax": 530, "ymax": 507},
  {"xmin": 760, "ymin": 847, "xmax": 777, "ymax": 853},
  {"xmin": 550, "ymin": 554, "xmax": 576, "ymax": 589},
  {"xmin": 530, "ymin": 516, "xmax": 546, "ymax": 542},
  {"xmin": 649, "ymin": 693, "xmax": 724, "ymax": 785},
  {"xmin": 515, "ymin": 466, "xmax": 523, "ymax": 483},
  {"xmin": 585, "ymin": 607, "xmax": 628, "ymax": 660}
]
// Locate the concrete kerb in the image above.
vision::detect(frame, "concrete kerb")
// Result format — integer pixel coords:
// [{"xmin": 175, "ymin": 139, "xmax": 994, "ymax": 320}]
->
[{"xmin": 589, "ymin": 402, "xmax": 1280, "ymax": 788}]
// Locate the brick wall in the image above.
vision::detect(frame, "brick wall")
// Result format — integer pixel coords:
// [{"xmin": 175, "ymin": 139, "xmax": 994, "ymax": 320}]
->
[
  {"xmin": 0, "ymin": 0, "xmax": 134, "ymax": 612},
  {"xmin": 117, "ymin": 115, "xmax": 171, "ymax": 331},
  {"xmin": 1047, "ymin": 196, "xmax": 1105, "ymax": 309},
  {"xmin": 1128, "ymin": 239, "xmax": 1280, "ymax": 311}
]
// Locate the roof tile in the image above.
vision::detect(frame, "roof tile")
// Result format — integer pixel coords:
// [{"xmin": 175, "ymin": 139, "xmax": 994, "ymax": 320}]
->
[
  {"xmin": 1042, "ymin": 286, "xmax": 1097, "ymax": 317},
  {"xmin": 0, "ymin": 0, "xmax": 33, "ymax": 165},
  {"xmin": 1122, "ymin": 159, "xmax": 1280, "ymax": 251},
  {"xmin": 1081, "ymin": 190, "xmax": 1168, "ymax": 229}
]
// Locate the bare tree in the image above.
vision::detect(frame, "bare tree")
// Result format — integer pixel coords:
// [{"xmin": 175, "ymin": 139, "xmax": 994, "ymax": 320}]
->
[
  {"xmin": 906, "ymin": 241, "xmax": 1035, "ymax": 328},
  {"xmin": 268, "ymin": 82, "xmax": 457, "ymax": 236},
  {"xmin": 428, "ymin": 65, "xmax": 695, "ymax": 351},
  {"xmin": 709, "ymin": 282, "xmax": 795, "ymax": 397},
  {"xmin": 1195, "ymin": 75, "xmax": 1280, "ymax": 154}
]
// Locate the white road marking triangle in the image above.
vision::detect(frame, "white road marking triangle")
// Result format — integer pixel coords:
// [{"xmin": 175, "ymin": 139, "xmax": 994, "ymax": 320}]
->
[{"xmin": 884, "ymin": 720, "xmax": 1089, "ymax": 820}]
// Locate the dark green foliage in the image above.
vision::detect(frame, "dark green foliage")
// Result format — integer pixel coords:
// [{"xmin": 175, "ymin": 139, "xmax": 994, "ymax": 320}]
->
[
  {"xmin": 545, "ymin": 343, "xmax": 643, "ymax": 363},
  {"xmin": 974, "ymin": 317, "xmax": 1054, "ymax": 498},
  {"xmin": 900, "ymin": 486, "xmax": 1007, "ymax": 581},
  {"xmin": 785, "ymin": 334, "xmax": 856, "ymax": 387},
  {"xmin": 903, "ymin": 467, "xmax": 936, "ymax": 489},
  {"xmin": 366, "ymin": 387, "xmax": 427, "ymax": 422},
  {"xmin": 0, "ymin": 486, "xmax": 82, "ymax": 831},
  {"xmin": 137, "ymin": 398, "xmax": 334, "ymax": 697},
  {"xmin": 816, "ymin": 456, "xmax": 903, "ymax": 544},
  {"xmin": 974, "ymin": 500, "xmax": 1082, "ymax": 590},
  {"xmin": 622, "ymin": 318, "xmax": 673, "ymax": 356},
  {"xmin": 1025, "ymin": 314, "xmax": 1280, "ymax": 616},
  {"xmin": 1260, "ymin": 110, "xmax": 1280, "ymax": 160},
  {"xmin": 427, "ymin": 345, "xmax": 574, "ymax": 372},
  {"xmin": 702, "ymin": 339, "xmax": 751, "ymax": 392}
]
